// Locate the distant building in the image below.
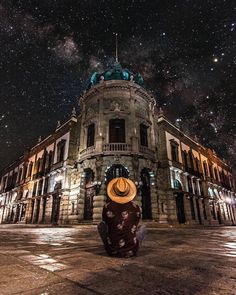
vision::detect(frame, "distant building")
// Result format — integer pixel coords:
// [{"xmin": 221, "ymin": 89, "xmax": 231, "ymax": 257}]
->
[{"xmin": 0, "ymin": 62, "xmax": 235, "ymax": 226}]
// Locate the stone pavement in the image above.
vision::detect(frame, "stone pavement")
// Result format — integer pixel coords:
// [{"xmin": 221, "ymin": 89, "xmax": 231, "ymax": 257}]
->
[{"xmin": 0, "ymin": 224, "xmax": 236, "ymax": 295}]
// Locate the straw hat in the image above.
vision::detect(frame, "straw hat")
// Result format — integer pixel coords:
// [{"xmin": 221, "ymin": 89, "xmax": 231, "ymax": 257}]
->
[{"xmin": 107, "ymin": 177, "xmax": 137, "ymax": 204}]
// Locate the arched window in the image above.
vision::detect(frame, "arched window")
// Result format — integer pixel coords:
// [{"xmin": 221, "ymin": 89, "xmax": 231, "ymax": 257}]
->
[
  {"xmin": 174, "ymin": 179, "xmax": 182, "ymax": 190},
  {"xmin": 109, "ymin": 119, "xmax": 125, "ymax": 143}
]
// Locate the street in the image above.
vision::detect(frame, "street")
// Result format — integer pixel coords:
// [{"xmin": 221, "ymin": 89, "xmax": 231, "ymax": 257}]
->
[{"xmin": 0, "ymin": 224, "xmax": 236, "ymax": 295}]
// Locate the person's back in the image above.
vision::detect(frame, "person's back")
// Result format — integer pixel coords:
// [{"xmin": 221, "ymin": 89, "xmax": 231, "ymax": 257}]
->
[
  {"xmin": 102, "ymin": 200, "xmax": 141, "ymax": 257},
  {"xmin": 97, "ymin": 177, "xmax": 146, "ymax": 258}
]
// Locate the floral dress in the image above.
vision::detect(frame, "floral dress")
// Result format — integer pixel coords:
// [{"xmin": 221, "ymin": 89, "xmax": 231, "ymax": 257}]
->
[{"xmin": 102, "ymin": 201, "xmax": 141, "ymax": 257}]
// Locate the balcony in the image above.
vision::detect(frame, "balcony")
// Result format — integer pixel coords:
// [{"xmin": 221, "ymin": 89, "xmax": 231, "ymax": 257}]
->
[
  {"xmin": 103, "ymin": 143, "xmax": 132, "ymax": 153},
  {"xmin": 80, "ymin": 146, "xmax": 96, "ymax": 157},
  {"xmin": 139, "ymin": 146, "xmax": 155, "ymax": 158},
  {"xmin": 51, "ymin": 160, "xmax": 64, "ymax": 171},
  {"xmin": 79, "ymin": 143, "xmax": 156, "ymax": 159}
]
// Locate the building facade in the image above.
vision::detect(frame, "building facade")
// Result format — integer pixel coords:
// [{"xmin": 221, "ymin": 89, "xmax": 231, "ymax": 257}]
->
[{"xmin": 0, "ymin": 62, "xmax": 235, "ymax": 226}]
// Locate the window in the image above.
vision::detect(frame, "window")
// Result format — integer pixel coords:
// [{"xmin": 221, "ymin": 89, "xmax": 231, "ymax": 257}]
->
[
  {"xmin": 188, "ymin": 151, "xmax": 194, "ymax": 169},
  {"xmin": 109, "ymin": 119, "xmax": 125, "ymax": 143},
  {"xmin": 22, "ymin": 165, "xmax": 27, "ymax": 180},
  {"xmin": 27, "ymin": 162, "xmax": 33, "ymax": 178},
  {"xmin": 43, "ymin": 177, "xmax": 49, "ymax": 194},
  {"xmin": 192, "ymin": 178, "xmax": 197, "ymax": 194},
  {"xmin": 203, "ymin": 161, "xmax": 208, "ymax": 177},
  {"xmin": 214, "ymin": 167, "xmax": 219, "ymax": 181},
  {"xmin": 187, "ymin": 176, "xmax": 193, "ymax": 193},
  {"xmin": 208, "ymin": 164, "xmax": 213, "ymax": 178},
  {"xmin": 12, "ymin": 172, "xmax": 18, "ymax": 186},
  {"xmin": 57, "ymin": 140, "xmax": 66, "ymax": 162},
  {"xmin": 17, "ymin": 168, "xmax": 22, "ymax": 183},
  {"xmin": 195, "ymin": 159, "xmax": 199, "ymax": 173},
  {"xmin": 170, "ymin": 140, "xmax": 179, "ymax": 162},
  {"xmin": 173, "ymin": 179, "xmax": 182, "ymax": 190},
  {"xmin": 87, "ymin": 123, "xmax": 95, "ymax": 147},
  {"xmin": 47, "ymin": 151, "xmax": 53, "ymax": 170},
  {"xmin": 140, "ymin": 124, "xmax": 148, "ymax": 147},
  {"xmin": 199, "ymin": 181, "xmax": 204, "ymax": 195},
  {"xmin": 32, "ymin": 182, "xmax": 37, "ymax": 197},
  {"xmin": 37, "ymin": 179, "xmax": 43, "ymax": 196},
  {"xmin": 183, "ymin": 151, "xmax": 188, "ymax": 168}
]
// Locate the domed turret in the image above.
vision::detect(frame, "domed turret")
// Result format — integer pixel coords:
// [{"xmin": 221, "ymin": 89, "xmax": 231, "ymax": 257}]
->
[{"xmin": 87, "ymin": 61, "xmax": 144, "ymax": 89}]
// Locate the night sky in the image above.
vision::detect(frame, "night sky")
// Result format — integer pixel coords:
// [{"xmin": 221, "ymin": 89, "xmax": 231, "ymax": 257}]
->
[{"xmin": 0, "ymin": 0, "xmax": 235, "ymax": 174}]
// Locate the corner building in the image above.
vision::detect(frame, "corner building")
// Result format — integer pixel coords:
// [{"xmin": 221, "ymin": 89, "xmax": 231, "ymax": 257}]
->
[{"xmin": 0, "ymin": 62, "xmax": 236, "ymax": 226}]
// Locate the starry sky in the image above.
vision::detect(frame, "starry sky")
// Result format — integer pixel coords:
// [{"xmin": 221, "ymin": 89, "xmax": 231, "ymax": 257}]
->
[{"xmin": 0, "ymin": 0, "xmax": 235, "ymax": 174}]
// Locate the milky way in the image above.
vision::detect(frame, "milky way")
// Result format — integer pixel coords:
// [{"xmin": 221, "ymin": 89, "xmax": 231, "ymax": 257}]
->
[{"xmin": 0, "ymin": 0, "xmax": 235, "ymax": 173}]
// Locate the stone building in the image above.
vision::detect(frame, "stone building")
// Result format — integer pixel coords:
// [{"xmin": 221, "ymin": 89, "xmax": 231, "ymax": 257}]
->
[{"xmin": 0, "ymin": 62, "xmax": 235, "ymax": 226}]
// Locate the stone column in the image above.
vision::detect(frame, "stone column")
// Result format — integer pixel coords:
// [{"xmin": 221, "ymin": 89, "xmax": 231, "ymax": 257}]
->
[
  {"xmin": 43, "ymin": 195, "xmax": 52, "ymax": 223},
  {"xmin": 93, "ymin": 195, "xmax": 106, "ymax": 222},
  {"xmin": 59, "ymin": 194, "xmax": 69, "ymax": 224},
  {"xmin": 96, "ymin": 98, "xmax": 104, "ymax": 152},
  {"xmin": 150, "ymin": 185, "xmax": 158, "ymax": 220},
  {"xmin": 78, "ymin": 187, "xmax": 85, "ymax": 221},
  {"xmin": 129, "ymin": 89, "xmax": 139, "ymax": 153},
  {"xmin": 79, "ymin": 99, "xmax": 86, "ymax": 152},
  {"xmin": 38, "ymin": 197, "xmax": 44, "ymax": 223},
  {"xmin": 148, "ymin": 101, "xmax": 156, "ymax": 151}
]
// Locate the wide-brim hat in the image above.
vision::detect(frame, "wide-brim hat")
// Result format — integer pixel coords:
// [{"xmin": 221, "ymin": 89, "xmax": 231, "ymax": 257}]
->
[{"xmin": 107, "ymin": 177, "xmax": 137, "ymax": 204}]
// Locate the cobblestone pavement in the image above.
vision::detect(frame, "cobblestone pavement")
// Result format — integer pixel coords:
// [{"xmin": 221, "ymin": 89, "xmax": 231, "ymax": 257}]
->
[{"xmin": 0, "ymin": 224, "xmax": 236, "ymax": 295}]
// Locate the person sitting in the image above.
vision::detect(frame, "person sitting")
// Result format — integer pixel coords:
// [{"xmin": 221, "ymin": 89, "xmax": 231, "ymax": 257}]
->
[{"xmin": 98, "ymin": 177, "xmax": 146, "ymax": 258}]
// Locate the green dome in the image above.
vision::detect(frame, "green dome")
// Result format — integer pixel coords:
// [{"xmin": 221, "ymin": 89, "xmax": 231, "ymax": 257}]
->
[{"xmin": 87, "ymin": 62, "xmax": 144, "ymax": 89}]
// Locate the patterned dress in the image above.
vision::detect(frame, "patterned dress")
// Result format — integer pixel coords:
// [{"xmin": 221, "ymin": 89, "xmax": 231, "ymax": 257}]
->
[{"xmin": 102, "ymin": 201, "xmax": 141, "ymax": 257}]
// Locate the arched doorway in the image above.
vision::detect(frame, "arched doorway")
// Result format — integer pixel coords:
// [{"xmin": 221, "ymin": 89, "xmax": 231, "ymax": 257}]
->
[
  {"xmin": 105, "ymin": 164, "xmax": 129, "ymax": 184},
  {"xmin": 84, "ymin": 168, "xmax": 95, "ymax": 220},
  {"xmin": 105, "ymin": 164, "xmax": 129, "ymax": 202},
  {"xmin": 141, "ymin": 168, "xmax": 152, "ymax": 219}
]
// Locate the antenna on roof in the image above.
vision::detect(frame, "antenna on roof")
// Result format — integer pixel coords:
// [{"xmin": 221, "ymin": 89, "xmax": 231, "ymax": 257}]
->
[{"xmin": 115, "ymin": 33, "xmax": 118, "ymax": 62}]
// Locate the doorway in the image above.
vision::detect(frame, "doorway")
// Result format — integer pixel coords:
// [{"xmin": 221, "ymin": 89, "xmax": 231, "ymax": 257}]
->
[
  {"xmin": 195, "ymin": 198, "xmax": 202, "ymax": 224},
  {"xmin": 141, "ymin": 168, "xmax": 152, "ymax": 219},
  {"xmin": 51, "ymin": 194, "xmax": 61, "ymax": 224},
  {"xmin": 106, "ymin": 164, "xmax": 129, "ymax": 184},
  {"xmin": 176, "ymin": 193, "xmax": 186, "ymax": 224},
  {"xmin": 84, "ymin": 168, "xmax": 95, "ymax": 220}
]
